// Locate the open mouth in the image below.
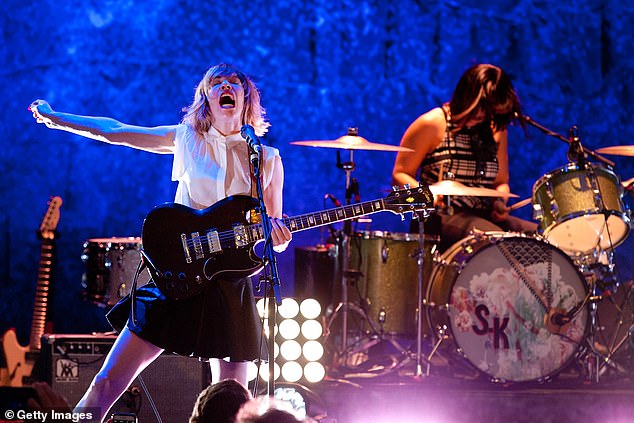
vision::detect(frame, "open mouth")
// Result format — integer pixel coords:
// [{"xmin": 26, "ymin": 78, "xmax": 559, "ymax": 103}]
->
[{"xmin": 219, "ymin": 94, "xmax": 236, "ymax": 109}]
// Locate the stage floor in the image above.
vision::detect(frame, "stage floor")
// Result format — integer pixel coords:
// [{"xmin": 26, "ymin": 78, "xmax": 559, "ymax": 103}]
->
[
  {"xmin": 309, "ymin": 355, "xmax": 634, "ymax": 423},
  {"xmin": 308, "ymin": 330, "xmax": 634, "ymax": 423}
]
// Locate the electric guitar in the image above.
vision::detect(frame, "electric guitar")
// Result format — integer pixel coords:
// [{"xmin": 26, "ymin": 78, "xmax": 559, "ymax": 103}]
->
[
  {"xmin": 1, "ymin": 196, "xmax": 62, "ymax": 386},
  {"xmin": 141, "ymin": 186, "xmax": 434, "ymax": 300}
]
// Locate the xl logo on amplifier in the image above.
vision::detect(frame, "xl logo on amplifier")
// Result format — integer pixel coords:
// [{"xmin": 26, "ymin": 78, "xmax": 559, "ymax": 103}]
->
[{"xmin": 55, "ymin": 358, "xmax": 79, "ymax": 382}]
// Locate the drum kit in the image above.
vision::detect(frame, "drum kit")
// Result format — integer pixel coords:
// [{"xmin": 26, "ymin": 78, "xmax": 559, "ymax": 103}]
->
[
  {"xmin": 76, "ymin": 125, "xmax": 634, "ymax": 385},
  {"xmin": 291, "ymin": 126, "xmax": 634, "ymax": 385}
]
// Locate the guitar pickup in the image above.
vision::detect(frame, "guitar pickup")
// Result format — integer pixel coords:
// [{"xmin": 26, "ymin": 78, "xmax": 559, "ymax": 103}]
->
[
  {"xmin": 181, "ymin": 233, "xmax": 193, "ymax": 263},
  {"xmin": 191, "ymin": 232, "xmax": 204, "ymax": 260},
  {"xmin": 206, "ymin": 230, "xmax": 221, "ymax": 253}
]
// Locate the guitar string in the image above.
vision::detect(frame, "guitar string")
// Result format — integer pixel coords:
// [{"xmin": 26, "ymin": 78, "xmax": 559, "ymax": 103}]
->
[{"xmin": 183, "ymin": 206, "xmax": 370, "ymax": 249}]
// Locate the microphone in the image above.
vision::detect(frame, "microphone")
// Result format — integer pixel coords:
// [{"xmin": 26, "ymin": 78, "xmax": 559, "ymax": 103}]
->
[
  {"xmin": 324, "ymin": 193, "xmax": 342, "ymax": 207},
  {"xmin": 240, "ymin": 124, "xmax": 262, "ymax": 156}
]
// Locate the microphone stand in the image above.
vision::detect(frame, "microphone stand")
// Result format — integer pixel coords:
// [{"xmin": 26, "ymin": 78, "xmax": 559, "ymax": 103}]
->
[
  {"xmin": 522, "ymin": 115, "xmax": 614, "ymax": 167},
  {"xmin": 250, "ymin": 145, "xmax": 282, "ymax": 396}
]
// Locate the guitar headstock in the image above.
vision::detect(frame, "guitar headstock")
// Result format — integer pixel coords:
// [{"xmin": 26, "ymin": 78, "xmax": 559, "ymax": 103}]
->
[
  {"xmin": 39, "ymin": 196, "xmax": 63, "ymax": 240},
  {"xmin": 384, "ymin": 184, "xmax": 434, "ymax": 215}
]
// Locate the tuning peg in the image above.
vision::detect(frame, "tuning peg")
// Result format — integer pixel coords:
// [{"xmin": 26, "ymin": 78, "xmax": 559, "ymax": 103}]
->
[
  {"xmin": 392, "ymin": 185, "xmax": 400, "ymax": 191},
  {"xmin": 404, "ymin": 184, "xmax": 411, "ymax": 189}
]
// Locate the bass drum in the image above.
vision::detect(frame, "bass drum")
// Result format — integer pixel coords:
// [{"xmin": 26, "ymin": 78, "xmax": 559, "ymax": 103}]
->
[{"xmin": 427, "ymin": 232, "xmax": 589, "ymax": 382}]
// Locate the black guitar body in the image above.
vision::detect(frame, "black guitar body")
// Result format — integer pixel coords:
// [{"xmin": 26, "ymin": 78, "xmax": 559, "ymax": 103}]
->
[
  {"xmin": 141, "ymin": 186, "xmax": 433, "ymax": 300},
  {"xmin": 142, "ymin": 195, "xmax": 263, "ymax": 300}
]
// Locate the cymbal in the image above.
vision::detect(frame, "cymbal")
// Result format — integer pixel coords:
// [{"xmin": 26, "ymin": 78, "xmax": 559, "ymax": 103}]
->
[
  {"xmin": 429, "ymin": 180, "xmax": 519, "ymax": 198},
  {"xmin": 596, "ymin": 146, "xmax": 634, "ymax": 156},
  {"xmin": 291, "ymin": 134, "xmax": 413, "ymax": 152}
]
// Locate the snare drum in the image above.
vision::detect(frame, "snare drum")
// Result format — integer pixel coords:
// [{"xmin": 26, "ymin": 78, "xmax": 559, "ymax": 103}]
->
[
  {"xmin": 532, "ymin": 162, "xmax": 630, "ymax": 254},
  {"xmin": 347, "ymin": 231, "xmax": 439, "ymax": 337},
  {"xmin": 427, "ymin": 232, "xmax": 588, "ymax": 382},
  {"xmin": 81, "ymin": 237, "xmax": 151, "ymax": 307}
]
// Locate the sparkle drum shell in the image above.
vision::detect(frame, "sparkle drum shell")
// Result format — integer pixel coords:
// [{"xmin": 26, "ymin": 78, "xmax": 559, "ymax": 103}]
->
[
  {"xmin": 347, "ymin": 231, "xmax": 438, "ymax": 337},
  {"xmin": 532, "ymin": 162, "xmax": 630, "ymax": 254}
]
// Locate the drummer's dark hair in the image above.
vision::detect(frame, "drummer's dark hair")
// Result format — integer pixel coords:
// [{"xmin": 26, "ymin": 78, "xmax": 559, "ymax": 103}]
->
[{"xmin": 448, "ymin": 64, "xmax": 523, "ymax": 133}]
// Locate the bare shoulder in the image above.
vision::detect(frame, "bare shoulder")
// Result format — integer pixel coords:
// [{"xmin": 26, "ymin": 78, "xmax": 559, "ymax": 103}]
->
[{"xmin": 403, "ymin": 107, "xmax": 446, "ymax": 146}]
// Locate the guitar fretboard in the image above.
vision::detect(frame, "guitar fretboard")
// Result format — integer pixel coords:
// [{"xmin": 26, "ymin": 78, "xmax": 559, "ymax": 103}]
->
[
  {"xmin": 29, "ymin": 240, "xmax": 53, "ymax": 351},
  {"xmin": 283, "ymin": 199, "xmax": 385, "ymax": 233}
]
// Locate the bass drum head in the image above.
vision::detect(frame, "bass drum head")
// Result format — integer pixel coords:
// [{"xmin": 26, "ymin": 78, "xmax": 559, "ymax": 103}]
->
[{"xmin": 427, "ymin": 233, "xmax": 589, "ymax": 382}]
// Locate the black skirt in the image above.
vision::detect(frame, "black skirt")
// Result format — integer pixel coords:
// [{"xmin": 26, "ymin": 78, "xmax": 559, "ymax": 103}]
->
[{"xmin": 106, "ymin": 278, "xmax": 266, "ymax": 361}]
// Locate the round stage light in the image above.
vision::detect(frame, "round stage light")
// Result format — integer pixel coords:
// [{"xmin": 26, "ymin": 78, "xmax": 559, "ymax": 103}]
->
[
  {"xmin": 280, "ymin": 340, "xmax": 302, "ymax": 361},
  {"xmin": 301, "ymin": 319, "xmax": 323, "ymax": 340},
  {"xmin": 303, "ymin": 361, "xmax": 326, "ymax": 383},
  {"xmin": 279, "ymin": 298, "xmax": 300, "ymax": 319},
  {"xmin": 259, "ymin": 362, "xmax": 280, "ymax": 381},
  {"xmin": 300, "ymin": 298, "xmax": 321, "ymax": 319},
  {"xmin": 281, "ymin": 361, "xmax": 303, "ymax": 383},
  {"xmin": 302, "ymin": 340, "xmax": 324, "ymax": 361},
  {"xmin": 279, "ymin": 319, "xmax": 301, "ymax": 340}
]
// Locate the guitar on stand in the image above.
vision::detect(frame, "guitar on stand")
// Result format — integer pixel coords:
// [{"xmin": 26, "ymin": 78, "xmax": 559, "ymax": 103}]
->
[{"xmin": 1, "ymin": 196, "xmax": 62, "ymax": 386}]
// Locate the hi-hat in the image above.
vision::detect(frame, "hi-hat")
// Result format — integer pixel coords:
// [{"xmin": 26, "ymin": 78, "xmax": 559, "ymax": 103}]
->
[
  {"xmin": 429, "ymin": 180, "xmax": 519, "ymax": 198},
  {"xmin": 596, "ymin": 146, "xmax": 634, "ymax": 156},
  {"xmin": 291, "ymin": 128, "xmax": 413, "ymax": 152}
]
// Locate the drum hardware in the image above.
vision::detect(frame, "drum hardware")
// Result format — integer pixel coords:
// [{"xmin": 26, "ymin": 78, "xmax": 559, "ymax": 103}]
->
[
  {"xmin": 293, "ymin": 128, "xmax": 425, "ymax": 373},
  {"xmin": 589, "ymin": 281, "xmax": 634, "ymax": 381},
  {"xmin": 522, "ymin": 115, "xmax": 614, "ymax": 167}
]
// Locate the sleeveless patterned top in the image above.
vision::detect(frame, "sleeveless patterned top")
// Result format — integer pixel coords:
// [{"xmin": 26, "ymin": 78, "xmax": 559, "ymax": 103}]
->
[{"xmin": 419, "ymin": 107, "xmax": 499, "ymax": 211}]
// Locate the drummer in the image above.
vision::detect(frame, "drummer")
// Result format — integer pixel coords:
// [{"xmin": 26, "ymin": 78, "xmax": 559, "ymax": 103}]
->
[{"xmin": 392, "ymin": 63, "xmax": 537, "ymax": 252}]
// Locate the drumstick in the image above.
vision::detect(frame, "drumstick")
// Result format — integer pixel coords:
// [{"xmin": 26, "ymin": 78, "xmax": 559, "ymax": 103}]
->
[{"xmin": 509, "ymin": 197, "xmax": 531, "ymax": 211}]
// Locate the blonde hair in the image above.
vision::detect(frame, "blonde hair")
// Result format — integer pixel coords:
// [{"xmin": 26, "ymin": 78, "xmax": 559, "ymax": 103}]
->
[{"xmin": 182, "ymin": 63, "xmax": 270, "ymax": 137}]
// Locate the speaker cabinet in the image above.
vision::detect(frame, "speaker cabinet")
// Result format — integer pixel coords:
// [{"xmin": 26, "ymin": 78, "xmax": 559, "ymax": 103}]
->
[{"xmin": 37, "ymin": 333, "xmax": 209, "ymax": 422}]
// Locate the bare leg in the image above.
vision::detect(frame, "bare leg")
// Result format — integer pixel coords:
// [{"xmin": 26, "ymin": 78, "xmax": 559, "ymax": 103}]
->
[
  {"xmin": 209, "ymin": 358, "xmax": 249, "ymax": 387},
  {"xmin": 74, "ymin": 327, "xmax": 164, "ymax": 422}
]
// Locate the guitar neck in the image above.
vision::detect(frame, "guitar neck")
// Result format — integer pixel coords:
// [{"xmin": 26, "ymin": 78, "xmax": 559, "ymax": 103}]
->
[
  {"xmin": 29, "ymin": 239, "xmax": 54, "ymax": 351},
  {"xmin": 248, "ymin": 198, "xmax": 391, "ymax": 241}
]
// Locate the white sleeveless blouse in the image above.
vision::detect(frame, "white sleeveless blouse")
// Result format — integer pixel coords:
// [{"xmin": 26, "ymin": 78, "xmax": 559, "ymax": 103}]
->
[{"xmin": 171, "ymin": 124, "xmax": 281, "ymax": 210}]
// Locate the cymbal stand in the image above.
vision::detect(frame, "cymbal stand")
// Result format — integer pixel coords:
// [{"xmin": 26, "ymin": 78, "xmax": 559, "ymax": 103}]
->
[
  {"xmin": 326, "ymin": 129, "xmax": 398, "ymax": 368},
  {"xmin": 335, "ymin": 142, "xmax": 357, "ymax": 353},
  {"xmin": 414, "ymin": 210, "xmax": 432, "ymax": 376}
]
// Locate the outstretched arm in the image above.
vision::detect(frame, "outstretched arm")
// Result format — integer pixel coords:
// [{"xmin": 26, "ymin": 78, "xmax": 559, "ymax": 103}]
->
[{"xmin": 29, "ymin": 100, "xmax": 177, "ymax": 154}]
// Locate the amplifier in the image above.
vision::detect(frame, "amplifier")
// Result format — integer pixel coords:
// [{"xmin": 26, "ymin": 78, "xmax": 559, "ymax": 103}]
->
[{"xmin": 37, "ymin": 333, "xmax": 209, "ymax": 422}]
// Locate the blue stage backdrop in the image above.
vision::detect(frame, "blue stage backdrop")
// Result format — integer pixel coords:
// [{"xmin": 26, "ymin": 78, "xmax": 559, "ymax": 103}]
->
[{"xmin": 1, "ymin": 1, "xmax": 632, "ymax": 340}]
